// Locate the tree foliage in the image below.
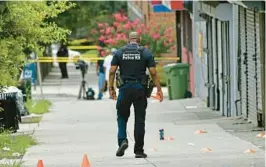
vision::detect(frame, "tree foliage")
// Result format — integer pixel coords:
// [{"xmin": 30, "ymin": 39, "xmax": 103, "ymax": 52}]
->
[
  {"xmin": 54, "ymin": 1, "xmax": 127, "ymax": 39},
  {"xmin": 92, "ymin": 12, "xmax": 176, "ymax": 57},
  {"xmin": 0, "ymin": 1, "xmax": 74, "ymax": 87}
]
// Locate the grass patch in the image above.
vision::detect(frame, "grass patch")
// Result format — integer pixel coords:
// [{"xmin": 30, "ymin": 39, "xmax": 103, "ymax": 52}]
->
[
  {"xmin": 25, "ymin": 99, "xmax": 52, "ymax": 115},
  {"xmin": 81, "ymin": 49, "xmax": 98, "ymax": 58},
  {"xmin": 0, "ymin": 161, "xmax": 23, "ymax": 167},
  {"xmin": 0, "ymin": 132, "xmax": 36, "ymax": 160},
  {"xmin": 21, "ymin": 116, "xmax": 42, "ymax": 124}
]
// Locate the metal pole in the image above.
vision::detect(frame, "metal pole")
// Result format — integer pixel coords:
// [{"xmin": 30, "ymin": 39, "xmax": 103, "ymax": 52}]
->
[
  {"xmin": 36, "ymin": 56, "xmax": 43, "ymax": 97},
  {"xmin": 258, "ymin": 4, "xmax": 265, "ymax": 128},
  {"xmin": 261, "ymin": 1, "xmax": 266, "ymax": 130}
]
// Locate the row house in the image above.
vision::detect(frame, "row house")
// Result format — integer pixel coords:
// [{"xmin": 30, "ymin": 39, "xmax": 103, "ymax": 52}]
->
[{"xmin": 148, "ymin": 1, "xmax": 265, "ymax": 128}]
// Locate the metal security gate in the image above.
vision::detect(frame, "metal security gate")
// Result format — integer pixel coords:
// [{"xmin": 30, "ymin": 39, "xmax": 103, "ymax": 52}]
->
[
  {"xmin": 217, "ymin": 20, "xmax": 224, "ymax": 116},
  {"xmin": 206, "ymin": 16, "xmax": 215, "ymax": 110},
  {"xmin": 216, "ymin": 20, "xmax": 231, "ymax": 116},
  {"xmin": 255, "ymin": 12, "xmax": 262, "ymax": 114},
  {"xmin": 212, "ymin": 18, "xmax": 219, "ymax": 111},
  {"xmin": 221, "ymin": 21, "xmax": 231, "ymax": 117},
  {"xmin": 239, "ymin": 7, "xmax": 248, "ymax": 119},
  {"xmin": 246, "ymin": 8, "xmax": 257, "ymax": 125},
  {"xmin": 239, "ymin": 6, "xmax": 262, "ymax": 125}
]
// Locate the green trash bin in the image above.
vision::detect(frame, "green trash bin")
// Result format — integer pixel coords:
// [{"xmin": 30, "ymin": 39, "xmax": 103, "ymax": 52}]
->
[{"xmin": 163, "ymin": 63, "xmax": 190, "ymax": 100}]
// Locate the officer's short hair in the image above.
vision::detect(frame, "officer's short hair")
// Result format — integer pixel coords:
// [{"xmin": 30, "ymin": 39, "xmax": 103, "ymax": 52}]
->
[{"xmin": 129, "ymin": 32, "xmax": 140, "ymax": 40}]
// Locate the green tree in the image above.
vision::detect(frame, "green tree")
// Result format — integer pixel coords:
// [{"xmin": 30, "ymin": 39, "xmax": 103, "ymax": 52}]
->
[
  {"xmin": 0, "ymin": 1, "xmax": 74, "ymax": 88},
  {"xmin": 54, "ymin": 1, "xmax": 127, "ymax": 39}
]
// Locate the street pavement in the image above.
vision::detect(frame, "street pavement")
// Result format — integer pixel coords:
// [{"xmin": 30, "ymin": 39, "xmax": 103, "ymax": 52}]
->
[{"xmin": 21, "ymin": 65, "xmax": 265, "ymax": 167}]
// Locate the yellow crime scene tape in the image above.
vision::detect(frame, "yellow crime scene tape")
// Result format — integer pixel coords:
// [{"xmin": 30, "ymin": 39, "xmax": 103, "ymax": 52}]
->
[
  {"xmin": 67, "ymin": 45, "xmax": 99, "ymax": 50},
  {"xmin": 29, "ymin": 45, "xmax": 180, "ymax": 62},
  {"xmin": 30, "ymin": 56, "xmax": 180, "ymax": 63}
]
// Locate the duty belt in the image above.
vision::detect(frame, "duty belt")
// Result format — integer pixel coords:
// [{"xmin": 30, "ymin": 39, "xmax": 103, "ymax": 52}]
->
[
  {"xmin": 124, "ymin": 78, "xmax": 148, "ymax": 86},
  {"xmin": 124, "ymin": 79, "xmax": 141, "ymax": 84}
]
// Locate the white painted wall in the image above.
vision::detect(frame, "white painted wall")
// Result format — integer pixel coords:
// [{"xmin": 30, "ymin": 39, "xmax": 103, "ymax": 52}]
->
[{"xmin": 192, "ymin": 2, "xmax": 239, "ymax": 117}]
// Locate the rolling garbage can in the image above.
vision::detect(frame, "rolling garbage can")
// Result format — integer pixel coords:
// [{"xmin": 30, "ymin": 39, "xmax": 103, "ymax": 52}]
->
[
  {"xmin": 163, "ymin": 63, "xmax": 190, "ymax": 100},
  {"xmin": 0, "ymin": 92, "xmax": 20, "ymax": 133}
]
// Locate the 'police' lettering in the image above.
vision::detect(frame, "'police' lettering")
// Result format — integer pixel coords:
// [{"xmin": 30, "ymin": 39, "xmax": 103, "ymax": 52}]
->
[{"xmin": 122, "ymin": 53, "xmax": 141, "ymax": 60}]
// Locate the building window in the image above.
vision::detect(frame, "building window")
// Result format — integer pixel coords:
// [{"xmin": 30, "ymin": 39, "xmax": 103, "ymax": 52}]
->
[
  {"xmin": 188, "ymin": 16, "xmax": 192, "ymax": 52},
  {"xmin": 182, "ymin": 11, "xmax": 187, "ymax": 48}
]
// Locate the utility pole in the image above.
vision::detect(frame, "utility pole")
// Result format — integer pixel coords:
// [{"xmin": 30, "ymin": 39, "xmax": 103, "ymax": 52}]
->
[{"xmin": 261, "ymin": 1, "xmax": 266, "ymax": 130}]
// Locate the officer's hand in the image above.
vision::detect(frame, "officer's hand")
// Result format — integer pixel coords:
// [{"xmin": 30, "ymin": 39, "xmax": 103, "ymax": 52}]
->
[
  {"xmin": 157, "ymin": 89, "xmax": 163, "ymax": 102},
  {"xmin": 109, "ymin": 88, "xmax": 117, "ymax": 100}
]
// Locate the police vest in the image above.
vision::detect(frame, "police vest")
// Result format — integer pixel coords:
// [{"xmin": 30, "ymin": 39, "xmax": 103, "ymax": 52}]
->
[{"xmin": 119, "ymin": 45, "xmax": 147, "ymax": 80}]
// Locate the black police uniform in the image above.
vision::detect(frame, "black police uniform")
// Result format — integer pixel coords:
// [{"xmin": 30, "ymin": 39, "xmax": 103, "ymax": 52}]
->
[
  {"xmin": 111, "ymin": 43, "xmax": 156, "ymax": 157},
  {"xmin": 57, "ymin": 46, "xmax": 69, "ymax": 79}
]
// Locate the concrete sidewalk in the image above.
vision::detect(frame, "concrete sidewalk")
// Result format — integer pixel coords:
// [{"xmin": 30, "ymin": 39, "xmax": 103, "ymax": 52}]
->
[{"xmin": 22, "ymin": 66, "xmax": 265, "ymax": 167}]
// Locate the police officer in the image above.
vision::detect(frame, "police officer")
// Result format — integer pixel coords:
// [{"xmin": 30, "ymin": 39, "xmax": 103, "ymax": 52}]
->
[
  {"xmin": 108, "ymin": 32, "xmax": 163, "ymax": 158},
  {"xmin": 57, "ymin": 44, "xmax": 69, "ymax": 79}
]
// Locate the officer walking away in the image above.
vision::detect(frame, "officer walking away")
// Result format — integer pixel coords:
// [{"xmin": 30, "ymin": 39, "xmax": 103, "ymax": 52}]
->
[
  {"xmin": 108, "ymin": 32, "xmax": 163, "ymax": 158},
  {"xmin": 57, "ymin": 43, "xmax": 69, "ymax": 79},
  {"xmin": 96, "ymin": 48, "xmax": 106, "ymax": 100}
]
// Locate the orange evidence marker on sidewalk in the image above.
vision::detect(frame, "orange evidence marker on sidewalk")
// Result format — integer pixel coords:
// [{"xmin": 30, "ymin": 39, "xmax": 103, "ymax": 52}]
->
[
  {"xmin": 201, "ymin": 148, "xmax": 212, "ymax": 152},
  {"xmin": 81, "ymin": 154, "xmax": 91, "ymax": 167},
  {"xmin": 37, "ymin": 160, "xmax": 44, "ymax": 167},
  {"xmin": 149, "ymin": 148, "xmax": 157, "ymax": 152},
  {"xmin": 166, "ymin": 136, "xmax": 174, "ymax": 140},
  {"xmin": 244, "ymin": 149, "xmax": 256, "ymax": 154},
  {"xmin": 194, "ymin": 130, "xmax": 207, "ymax": 134},
  {"xmin": 256, "ymin": 132, "xmax": 265, "ymax": 138}
]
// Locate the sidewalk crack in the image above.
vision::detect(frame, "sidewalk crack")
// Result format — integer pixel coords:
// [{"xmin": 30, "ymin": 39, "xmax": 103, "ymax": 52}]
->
[
  {"xmin": 145, "ymin": 158, "xmax": 158, "ymax": 167},
  {"xmin": 127, "ymin": 131, "xmax": 134, "ymax": 142}
]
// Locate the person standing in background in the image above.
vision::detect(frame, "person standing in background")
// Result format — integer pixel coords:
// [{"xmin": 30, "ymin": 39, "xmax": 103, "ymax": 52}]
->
[
  {"xmin": 103, "ymin": 48, "xmax": 117, "ymax": 98},
  {"xmin": 96, "ymin": 48, "xmax": 106, "ymax": 100},
  {"xmin": 57, "ymin": 43, "xmax": 69, "ymax": 79}
]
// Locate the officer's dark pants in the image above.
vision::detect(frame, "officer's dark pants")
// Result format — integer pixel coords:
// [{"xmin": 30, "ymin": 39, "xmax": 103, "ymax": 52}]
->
[
  {"xmin": 59, "ymin": 62, "xmax": 68, "ymax": 78},
  {"xmin": 116, "ymin": 82, "xmax": 147, "ymax": 153}
]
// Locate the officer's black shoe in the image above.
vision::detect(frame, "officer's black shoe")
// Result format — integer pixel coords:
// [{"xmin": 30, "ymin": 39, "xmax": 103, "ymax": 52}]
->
[
  {"xmin": 135, "ymin": 152, "xmax": 147, "ymax": 158},
  {"xmin": 116, "ymin": 140, "xmax": 128, "ymax": 157}
]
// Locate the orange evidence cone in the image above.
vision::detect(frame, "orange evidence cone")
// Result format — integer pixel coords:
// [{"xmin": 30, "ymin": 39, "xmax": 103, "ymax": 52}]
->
[
  {"xmin": 256, "ymin": 132, "xmax": 265, "ymax": 138},
  {"xmin": 244, "ymin": 149, "xmax": 256, "ymax": 154},
  {"xmin": 194, "ymin": 130, "xmax": 207, "ymax": 134},
  {"xmin": 201, "ymin": 148, "xmax": 212, "ymax": 152},
  {"xmin": 81, "ymin": 154, "xmax": 91, "ymax": 167},
  {"xmin": 37, "ymin": 160, "xmax": 44, "ymax": 167}
]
